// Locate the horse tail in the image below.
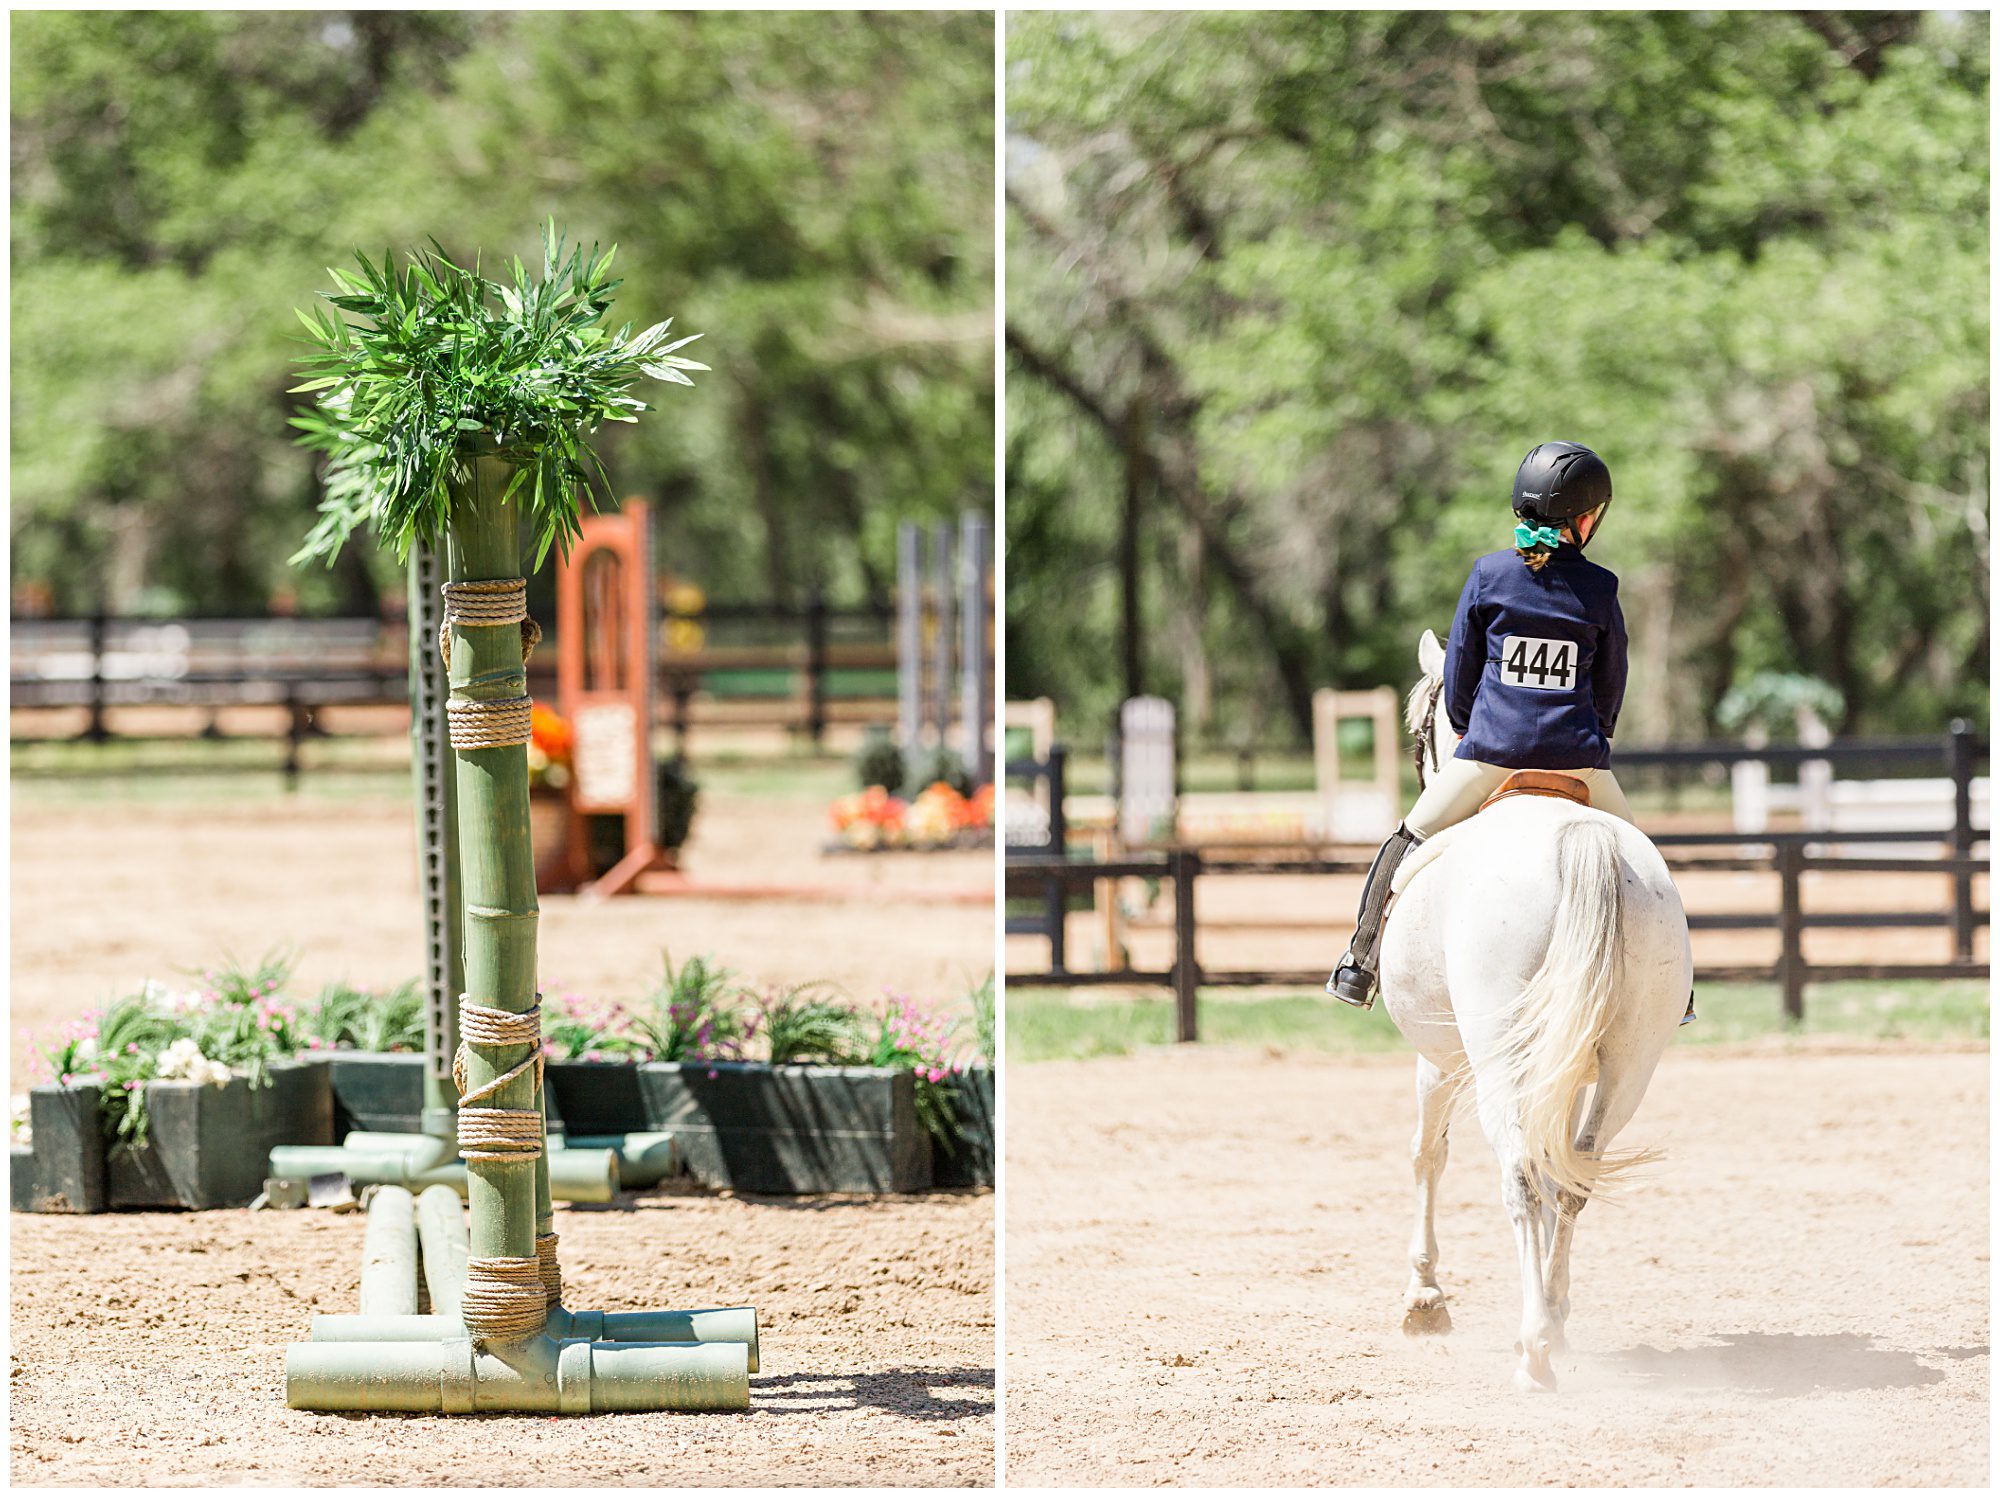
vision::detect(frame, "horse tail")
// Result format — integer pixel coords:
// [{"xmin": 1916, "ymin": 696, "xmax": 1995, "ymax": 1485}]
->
[{"xmin": 1496, "ymin": 816, "xmax": 1655, "ymax": 1205}]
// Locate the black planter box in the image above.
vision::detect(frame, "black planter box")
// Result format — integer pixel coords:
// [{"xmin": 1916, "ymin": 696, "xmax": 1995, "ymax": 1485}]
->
[
  {"xmin": 932, "ymin": 1066, "xmax": 995, "ymax": 1189},
  {"xmin": 326, "ymin": 1051, "xmax": 955, "ymax": 1194},
  {"xmin": 547, "ymin": 1060, "xmax": 932, "ymax": 1195},
  {"xmin": 15, "ymin": 1059, "xmax": 334, "ymax": 1213},
  {"xmin": 327, "ymin": 1050, "xmax": 427, "ymax": 1136}
]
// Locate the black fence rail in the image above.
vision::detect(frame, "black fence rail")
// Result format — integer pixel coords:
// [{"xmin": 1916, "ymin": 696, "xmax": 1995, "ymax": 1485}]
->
[
  {"xmin": 1005, "ymin": 826, "xmax": 1991, "ymax": 1043},
  {"xmin": 12, "ymin": 601, "xmax": 905, "ymax": 776},
  {"xmin": 654, "ymin": 599, "xmax": 897, "ymax": 748}
]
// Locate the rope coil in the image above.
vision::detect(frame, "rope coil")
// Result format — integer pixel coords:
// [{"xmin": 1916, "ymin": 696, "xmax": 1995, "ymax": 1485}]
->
[
  {"xmin": 441, "ymin": 578, "xmax": 528, "ymax": 625},
  {"xmin": 453, "ymin": 997, "xmax": 555, "ymax": 1335},
  {"xmin": 462, "ymin": 1255, "xmax": 548, "ymax": 1338},
  {"xmin": 446, "ymin": 696, "xmax": 533, "ymax": 750},
  {"xmin": 453, "ymin": 999, "xmax": 544, "ymax": 1161},
  {"xmin": 438, "ymin": 577, "xmax": 539, "ymax": 670},
  {"xmin": 536, "ymin": 1231, "xmax": 562, "ymax": 1306}
]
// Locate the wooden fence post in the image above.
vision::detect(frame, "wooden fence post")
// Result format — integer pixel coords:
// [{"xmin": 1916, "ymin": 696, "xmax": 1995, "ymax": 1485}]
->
[
  {"xmin": 1045, "ymin": 746, "xmax": 1068, "ymax": 974},
  {"xmin": 283, "ymin": 685, "xmax": 306, "ymax": 791},
  {"xmin": 83, "ymin": 610, "xmax": 111, "ymax": 743},
  {"xmin": 1777, "ymin": 840, "xmax": 1805, "ymax": 1023},
  {"xmin": 1173, "ymin": 848, "xmax": 1200, "ymax": 1043},
  {"xmin": 1948, "ymin": 719, "xmax": 1976, "ymax": 962},
  {"xmin": 805, "ymin": 593, "xmax": 828, "ymax": 748}
]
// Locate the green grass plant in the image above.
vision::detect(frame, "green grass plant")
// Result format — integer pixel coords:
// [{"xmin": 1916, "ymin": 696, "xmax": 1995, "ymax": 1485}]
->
[{"xmin": 1007, "ymin": 979, "xmax": 1990, "ymax": 1064}]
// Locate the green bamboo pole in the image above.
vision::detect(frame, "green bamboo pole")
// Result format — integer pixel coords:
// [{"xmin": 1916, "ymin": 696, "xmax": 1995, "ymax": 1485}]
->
[{"xmin": 446, "ymin": 454, "xmax": 543, "ymax": 1336}]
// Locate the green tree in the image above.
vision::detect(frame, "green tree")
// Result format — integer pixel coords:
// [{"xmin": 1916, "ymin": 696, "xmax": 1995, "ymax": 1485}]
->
[
  {"xmin": 11, "ymin": 10, "xmax": 993, "ymax": 616},
  {"xmin": 1006, "ymin": 10, "xmax": 1986, "ymax": 739}
]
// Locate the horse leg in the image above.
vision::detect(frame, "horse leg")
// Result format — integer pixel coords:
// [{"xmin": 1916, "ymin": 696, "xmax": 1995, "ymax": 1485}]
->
[
  {"xmin": 1540, "ymin": 1090, "xmax": 1594, "ymax": 1352},
  {"xmin": 1402, "ymin": 1056, "xmax": 1461, "ymax": 1336},
  {"xmin": 1544, "ymin": 1059, "xmax": 1651, "ymax": 1357},
  {"xmin": 1497, "ymin": 1143, "xmax": 1562, "ymax": 1393}
]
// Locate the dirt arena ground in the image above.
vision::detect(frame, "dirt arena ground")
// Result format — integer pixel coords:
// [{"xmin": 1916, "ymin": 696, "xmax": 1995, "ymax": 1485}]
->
[
  {"xmin": 11, "ymin": 1185, "xmax": 993, "ymax": 1486},
  {"xmin": 11, "ymin": 783, "xmax": 993, "ymax": 1085},
  {"xmin": 1005, "ymin": 1041, "xmax": 1987, "ymax": 1487}
]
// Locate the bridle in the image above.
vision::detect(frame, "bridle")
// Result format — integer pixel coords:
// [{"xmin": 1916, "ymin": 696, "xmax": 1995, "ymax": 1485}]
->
[{"xmin": 1413, "ymin": 676, "xmax": 1443, "ymax": 792}]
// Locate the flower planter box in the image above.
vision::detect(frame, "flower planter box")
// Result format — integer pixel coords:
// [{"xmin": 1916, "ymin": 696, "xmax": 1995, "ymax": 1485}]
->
[
  {"xmin": 322, "ymin": 1051, "xmax": 946, "ymax": 1193},
  {"xmin": 13, "ymin": 1059, "xmax": 334, "ymax": 1213},
  {"xmin": 931, "ymin": 1066, "xmax": 994, "ymax": 1189},
  {"xmin": 546, "ymin": 1060, "xmax": 932, "ymax": 1195},
  {"xmin": 327, "ymin": 1050, "xmax": 428, "ymax": 1136}
]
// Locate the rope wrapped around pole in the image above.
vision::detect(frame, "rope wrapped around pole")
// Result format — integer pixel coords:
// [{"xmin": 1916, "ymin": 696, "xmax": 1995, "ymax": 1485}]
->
[
  {"xmin": 537, "ymin": 1231, "xmax": 563, "ymax": 1306},
  {"xmin": 453, "ymin": 997, "xmax": 550, "ymax": 1338}
]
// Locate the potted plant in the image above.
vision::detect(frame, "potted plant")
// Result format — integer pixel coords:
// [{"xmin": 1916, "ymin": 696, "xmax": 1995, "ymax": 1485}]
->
[
  {"xmin": 527, "ymin": 704, "xmax": 575, "ymax": 886},
  {"xmin": 290, "ymin": 222, "xmax": 708, "ymax": 1347}
]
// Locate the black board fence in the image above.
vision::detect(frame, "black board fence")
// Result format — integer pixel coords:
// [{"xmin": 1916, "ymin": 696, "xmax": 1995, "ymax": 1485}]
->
[
  {"xmin": 1004, "ymin": 746, "xmax": 1070, "ymax": 967},
  {"xmin": 1006, "ymin": 824, "xmax": 1990, "ymax": 1042}
]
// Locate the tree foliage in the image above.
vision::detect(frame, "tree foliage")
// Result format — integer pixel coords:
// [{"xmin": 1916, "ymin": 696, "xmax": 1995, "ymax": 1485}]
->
[
  {"xmin": 1007, "ymin": 11, "xmax": 1987, "ymax": 739},
  {"xmin": 12, "ymin": 10, "xmax": 993, "ymax": 614}
]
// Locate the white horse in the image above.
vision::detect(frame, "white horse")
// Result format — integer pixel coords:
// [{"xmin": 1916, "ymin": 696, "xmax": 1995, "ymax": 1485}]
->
[{"xmin": 1378, "ymin": 630, "xmax": 1692, "ymax": 1392}]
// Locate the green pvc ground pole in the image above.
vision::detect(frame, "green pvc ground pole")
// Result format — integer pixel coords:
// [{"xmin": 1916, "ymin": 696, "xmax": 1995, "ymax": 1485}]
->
[
  {"xmin": 285, "ymin": 1335, "xmax": 749, "ymax": 1413},
  {"xmin": 285, "ymin": 455, "xmax": 750, "ymax": 1414},
  {"xmin": 359, "ymin": 1187, "xmax": 419, "ymax": 1316},
  {"xmin": 416, "ymin": 1183, "xmax": 468, "ymax": 1319},
  {"xmin": 268, "ymin": 1137, "xmax": 619, "ymax": 1203},
  {"xmin": 305, "ymin": 1307, "xmax": 760, "ymax": 1370},
  {"xmin": 567, "ymin": 1133, "xmax": 681, "ymax": 1189}
]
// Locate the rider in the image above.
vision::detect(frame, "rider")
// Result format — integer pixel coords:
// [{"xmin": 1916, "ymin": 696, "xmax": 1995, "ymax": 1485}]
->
[{"xmin": 1326, "ymin": 440, "xmax": 1690, "ymax": 1022}]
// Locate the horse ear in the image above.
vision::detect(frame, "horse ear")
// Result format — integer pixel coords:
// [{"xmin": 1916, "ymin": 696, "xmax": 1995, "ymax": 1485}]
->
[{"xmin": 1418, "ymin": 629, "xmax": 1445, "ymax": 677}]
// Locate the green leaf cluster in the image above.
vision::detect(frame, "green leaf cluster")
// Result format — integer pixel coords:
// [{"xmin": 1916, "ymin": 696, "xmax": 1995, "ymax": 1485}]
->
[{"xmin": 290, "ymin": 222, "xmax": 706, "ymax": 569}]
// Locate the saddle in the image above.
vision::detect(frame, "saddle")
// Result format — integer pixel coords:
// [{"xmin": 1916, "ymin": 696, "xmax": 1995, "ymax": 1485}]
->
[
  {"xmin": 1391, "ymin": 771, "xmax": 1593, "ymax": 896},
  {"xmin": 1478, "ymin": 769, "xmax": 1592, "ymax": 813}
]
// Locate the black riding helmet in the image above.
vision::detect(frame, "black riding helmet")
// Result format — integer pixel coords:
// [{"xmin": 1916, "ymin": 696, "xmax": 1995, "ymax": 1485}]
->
[{"xmin": 1512, "ymin": 441, "xmax": 1613, "ymax": 542}]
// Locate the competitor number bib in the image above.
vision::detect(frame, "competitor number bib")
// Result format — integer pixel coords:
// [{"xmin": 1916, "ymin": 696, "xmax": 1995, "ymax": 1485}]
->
[{"xmin": 1498, "ymin": 636, "xmax": 1578, "ymax": 691}]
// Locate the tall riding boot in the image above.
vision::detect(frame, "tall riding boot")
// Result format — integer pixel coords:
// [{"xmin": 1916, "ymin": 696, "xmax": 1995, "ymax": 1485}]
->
[{"xmin": 1327, "ymin": 824, "xmax": 1424, "ymax": 1009}]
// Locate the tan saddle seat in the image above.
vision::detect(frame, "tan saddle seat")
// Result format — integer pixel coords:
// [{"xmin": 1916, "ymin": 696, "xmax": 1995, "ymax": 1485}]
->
[{"xmin": 1479, "ymin": 769, "xmax": 1592, "ymax": 813}]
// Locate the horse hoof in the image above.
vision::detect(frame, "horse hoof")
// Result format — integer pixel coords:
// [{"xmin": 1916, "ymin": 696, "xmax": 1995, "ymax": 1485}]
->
[
  {"xmin": 1513, "ymin": 1362, "xmax": 1558, "ymax": 1395},
  {"xmin": 1402, "ymin": 1301, "xmax": 1453, "ymax": 1337}
]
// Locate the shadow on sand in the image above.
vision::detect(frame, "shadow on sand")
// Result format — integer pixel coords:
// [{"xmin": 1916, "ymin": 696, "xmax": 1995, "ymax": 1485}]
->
[
  {"xmin": 1595, "ymin": 1332, "xmax": 1981, "ymax": 1397},
  {"xmin": 751, "ymin": 1366, "xmax": 993, "ymax": 1423}
]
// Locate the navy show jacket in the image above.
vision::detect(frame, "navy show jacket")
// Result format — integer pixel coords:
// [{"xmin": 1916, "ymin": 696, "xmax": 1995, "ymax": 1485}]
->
[{"xmin": 1441, "ymin": 546, "xmax": 1627, "ymax": 771}]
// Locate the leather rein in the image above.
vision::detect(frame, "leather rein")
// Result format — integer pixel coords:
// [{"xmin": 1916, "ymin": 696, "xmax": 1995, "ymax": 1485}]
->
[{"xmin": 1413, "ymin": 676, "xmax": 1443, "ymax": 792}]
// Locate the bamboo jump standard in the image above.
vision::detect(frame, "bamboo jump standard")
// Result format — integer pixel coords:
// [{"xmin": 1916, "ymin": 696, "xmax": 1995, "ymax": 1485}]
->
[{"xmin": 285, "ymin": 458, "xmax": 755, "ymax": 1413}]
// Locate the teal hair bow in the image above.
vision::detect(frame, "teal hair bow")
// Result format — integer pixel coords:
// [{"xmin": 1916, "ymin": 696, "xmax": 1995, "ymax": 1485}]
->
[{"xmin": 1514, "ymin": 521, "xmax": 1564, "ymax": 550}]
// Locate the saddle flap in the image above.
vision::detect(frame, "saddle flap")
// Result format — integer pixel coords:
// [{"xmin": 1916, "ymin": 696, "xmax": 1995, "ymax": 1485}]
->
[{"xmin": 1479, "ymin": 769, "xmax": 1592, "ymax": 813}]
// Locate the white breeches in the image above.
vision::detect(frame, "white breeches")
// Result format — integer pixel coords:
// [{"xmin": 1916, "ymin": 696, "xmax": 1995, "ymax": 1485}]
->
[{"xmin": 1404, "ymin": 757, "xmax": 1634, "ymax": 841}]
